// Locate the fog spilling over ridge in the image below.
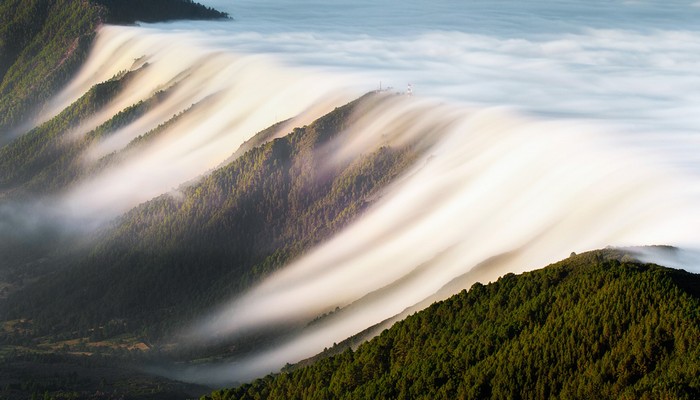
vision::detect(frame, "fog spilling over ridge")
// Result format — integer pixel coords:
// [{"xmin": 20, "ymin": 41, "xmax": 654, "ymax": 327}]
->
[
  {"xmin": 176, "ymin": 97, "xmax": 700, "ymax": 384},
  {"xmin": 38, "ymin": 26, "xmax": 358, "ymax": 222},
  {"xmin": 153, "ymin": 0, "xmax": 700, "ymax": 384},
  {"xmin": 151, "ymin": 0, "xmax": 700, "ymax": 173},
  {"xmin": 12, "ymin": 0, "xmax": 700, "ymax": 387},
  {"xmin": 36, "ymin": 0, "xmax": 700, "ymax": 223}
]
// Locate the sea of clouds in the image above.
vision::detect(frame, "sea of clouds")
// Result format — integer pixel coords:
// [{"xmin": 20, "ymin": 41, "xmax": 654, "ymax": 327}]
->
[
  {"xmin": 157, "ymin": 0, "xmax": 700, "ymax": 383},
  {"xmin": 6, "ymin": 0, "xmax": 700, "ymax": 385},
  {"xmin": 148, "ymin": 0, "xmax": 700, "ymax": 173}
]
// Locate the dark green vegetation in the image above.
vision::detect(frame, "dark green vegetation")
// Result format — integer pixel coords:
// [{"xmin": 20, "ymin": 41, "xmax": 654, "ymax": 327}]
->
[
  {"xmin": 0, "ymin": 1, "xmax": 241, "ymax": 398},
  {"xmin": 0, "ymin": 67, "xmax": 184, "ymax": 296},
  {"xmin": 94, "ymin": 0, "xmax": 228, "ymax": 24},
  {"xmin": 0, "ymin": 67, "xmax": 147, "ymax": 193},
  {"xmin": 0, "ymin": 0, "xmax": 230, "ymax": 294},
  {"xmin": 207, "ymin": 249, "xmax": 700, "ymax": 400},
  {"xmin": 0, "ymin": 351, "xmax": 209, "ymax": 400},
  {"xmin": 4, "ymin": 3, "xmax": 700, "ymax": 399},
  {"xmin": 3, "ymin": 94, "xmax": 420, "ymax": 340},
  {"xmin": 0, "ymin": 92, "xmax": 421, "ymax": 398},
  {"xmin": 0, "ymin": 0, "xmax": 227, "ymax": 141},
  {"xmin": 0, "ymin": 0, "xmax": 103, "ymax": 139}
]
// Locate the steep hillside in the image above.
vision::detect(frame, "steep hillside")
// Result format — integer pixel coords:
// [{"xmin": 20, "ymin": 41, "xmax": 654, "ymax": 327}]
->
[
  {"xmin": 208, "ymin": 249, "xmax": 700, "ymax": 400},
  {"xmin": 0, "ymin": 67, "xmax": 148, "ymax": 194},
  {"xmin": 0, "ymin": 0, "xmax": 227, "ymax": 140},
  {"xmin": 0, "ymin": 0, "xmax": 104, "ymax": 138},
  {"xmin": 0, "ymin": 0, "xmax": 232, "ymax": 320},
  {"xmin": 3, "ymin": 94, "xmax": 420, "ymax": 340}
]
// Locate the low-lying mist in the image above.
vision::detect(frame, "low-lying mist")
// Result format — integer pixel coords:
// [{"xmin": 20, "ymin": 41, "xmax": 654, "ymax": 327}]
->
[
  {"xmin": 6, "ymin": 0, "xmax": 700, "ymax": 388},
  {"xmin": 28, "ymin": 26, "xmax": 360, "ymax": 223},
  {"xmin": 173, "ymin": 96, "xmax": 700, "ymax": 384}
]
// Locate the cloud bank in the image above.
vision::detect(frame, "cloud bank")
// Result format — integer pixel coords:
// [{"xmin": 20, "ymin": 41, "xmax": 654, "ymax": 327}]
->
[
  {"xmin": 7, "ymin": 0, "xmax": 700, "ymax": 386},
  {"xmin": 177, "ymin": 98, "xmax": 700, "ymax": 384}
]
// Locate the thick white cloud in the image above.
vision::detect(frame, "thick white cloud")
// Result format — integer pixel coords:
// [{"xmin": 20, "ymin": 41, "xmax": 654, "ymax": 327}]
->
[
  {"xmin": 8, "ymin": 0, "xmax": 700, "ymax": 386},
  {"xmin": 177, "ymin": 98, "xmax": 700, "ymax": 384},
  {"xmin": 154, "ymin": 1, "xmax": 700, "ymax": 383},
  {"xmin": 30, "ymin": 22, "xmax": 700, "ymax": 225}
]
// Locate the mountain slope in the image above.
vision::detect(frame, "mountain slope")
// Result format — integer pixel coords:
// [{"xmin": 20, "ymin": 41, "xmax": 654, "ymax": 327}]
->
[
  {"xmin": 0, "ymin": 0, "xmax": 227, "ymax": 140},
  {"xmin": 0, "ymin": 0, "xmax": 104, "ymax": 138},
  {"xmin": 0, "ymin": 0, "xmax": 232, "ymax": 317},
  {"xmin": 207, "ymin": 249, "xmax": 700, "ymax": 400},
  {"xmin": 3, "ymin": 94, "xmax": 421, "ymax": 339},
  {"xmin": 0, "ymin": 67, "xmax": 147, "ymax": 194},
  {"xmin": 93, "ymin": 0, "xmax": 228, "ymax": 24}
]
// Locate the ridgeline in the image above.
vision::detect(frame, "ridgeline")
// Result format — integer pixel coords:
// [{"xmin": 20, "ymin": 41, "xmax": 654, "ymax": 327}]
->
[
  {"xmin": 3, "ymin": 94, "xmax": 420, "ymax": 341},
  {"xmin": 206, "ymin": 249, "xmax": 700, "ymax": 400}
]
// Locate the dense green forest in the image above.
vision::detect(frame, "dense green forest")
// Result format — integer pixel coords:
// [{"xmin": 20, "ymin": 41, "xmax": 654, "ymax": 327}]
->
[
  {"xmin": 93, "ymin": 0, "xmax": 228, "ymax": 24},
  {"xmin": 3, "ymin": 2, "xmax": 699, "ymax": 400},
  {"xmin": 0, "ymin": 67, "xmax": 185, "ymax": 289},
  {"xmin": 206, "ymin": 249, "xmax": 700, "ymax": 400},
  {"xmin": 0, "ymin": 0, "xmax": 103, "ymax": 139},
  {"xmin": 0, "ymin": 0, "xmax": 227, "ymax": 140},
  {"xmin": 3, "ymin": 94, "xmax": 420, "ymax": 341},
  {"xmin": 0, "ymin": 68, "xmax": 144, "ymax": 193},
  {"xmin": 0, "ymin": 0, "xmax": 230, "ymax": 300},
  {"xmin": 0, "ymin": 93, "xmax": 421, "ymax": 399},
  {"xmin": 0, "ymin": 67, "xmax": 186, "ymax": 196}
]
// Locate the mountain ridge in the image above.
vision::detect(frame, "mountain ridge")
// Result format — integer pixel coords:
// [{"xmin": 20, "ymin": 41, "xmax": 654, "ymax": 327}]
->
[
  {"xmin": 2, "ymin": 93, "xmax": 422, "ymax": 341},
  {"xmin": 205, "ymin": 248, "xmax": 700, "ymax": 400},
  {"xmin": 1, "ymin": 1, "xmax": 699, "ymax": 399}
]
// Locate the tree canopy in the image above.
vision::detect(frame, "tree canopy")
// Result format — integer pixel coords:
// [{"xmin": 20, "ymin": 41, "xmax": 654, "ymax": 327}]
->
[
  {"xmin": 206, "ymin": 249, "xmax": 700, "ymax": 400},
  {"xmin": 3, "ymin": 94, "xmax": 420, "ymax": 342}
]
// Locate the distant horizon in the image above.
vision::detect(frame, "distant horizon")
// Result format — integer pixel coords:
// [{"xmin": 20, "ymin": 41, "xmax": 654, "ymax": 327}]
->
[{"xmin": 136, "ymin": 0, "xmax": 700, "ymax": 176}]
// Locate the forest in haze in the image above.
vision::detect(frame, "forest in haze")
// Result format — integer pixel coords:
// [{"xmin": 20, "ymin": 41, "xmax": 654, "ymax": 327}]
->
[
  {"xmin": 0, "ymin": 0, "xmax": 226, "ymax": 139},
  {"xmin": 2, "ymin": 0, "xmax": 700, "ymax": 399},
  {"xmin": 3, "ymin": 93, "xmax": 421, "ymax": 340}
]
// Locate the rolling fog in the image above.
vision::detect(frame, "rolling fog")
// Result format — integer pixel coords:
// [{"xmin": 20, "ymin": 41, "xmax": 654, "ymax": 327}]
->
[{"xmin": 6, "ymin": 0, "xmax": 700, "ymax": 386}]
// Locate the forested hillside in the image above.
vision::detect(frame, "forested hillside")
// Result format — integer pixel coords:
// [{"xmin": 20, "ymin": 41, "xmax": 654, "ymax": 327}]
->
[
  {"xmin": 93, "ymin": 0, "xmax": 228, "ymax": 24},
  {"xmin": 0, "ymin": 0, "xmax": 232, "ymax": 314},
  {"xmin": 0, "ymin": 0, "xmax": 104, "ymax": 138},
  {"xmin": 0, "ymin": 67, "xmax": 150, "ymax": 194},
  {"xmin": 3, "ymin": 94, "xmax": 420, "ymax": 340},
  {"xmin": 0, "ymin": 0, "xmax": 227, "ymax": 141},
  {"xmin": 207, "ymin": 249, "xmax": 700, "ymax": 400},
  {"xmin": 3, "ymin": 2, "xmax": 699, "ymax": 400}
]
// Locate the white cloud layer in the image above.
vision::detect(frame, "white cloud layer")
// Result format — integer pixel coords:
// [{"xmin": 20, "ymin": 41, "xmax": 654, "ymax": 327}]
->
[
  {"xmin": 7, "ymin": 0, "xmax": 700, "ymax": 386},
  {"xmin": 155, "ymin": 0, "xmax": 700, "ymax": 384},
  {"xmin": 175, "ymin": 98, "xmax": 700, "ymax": 384}
]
